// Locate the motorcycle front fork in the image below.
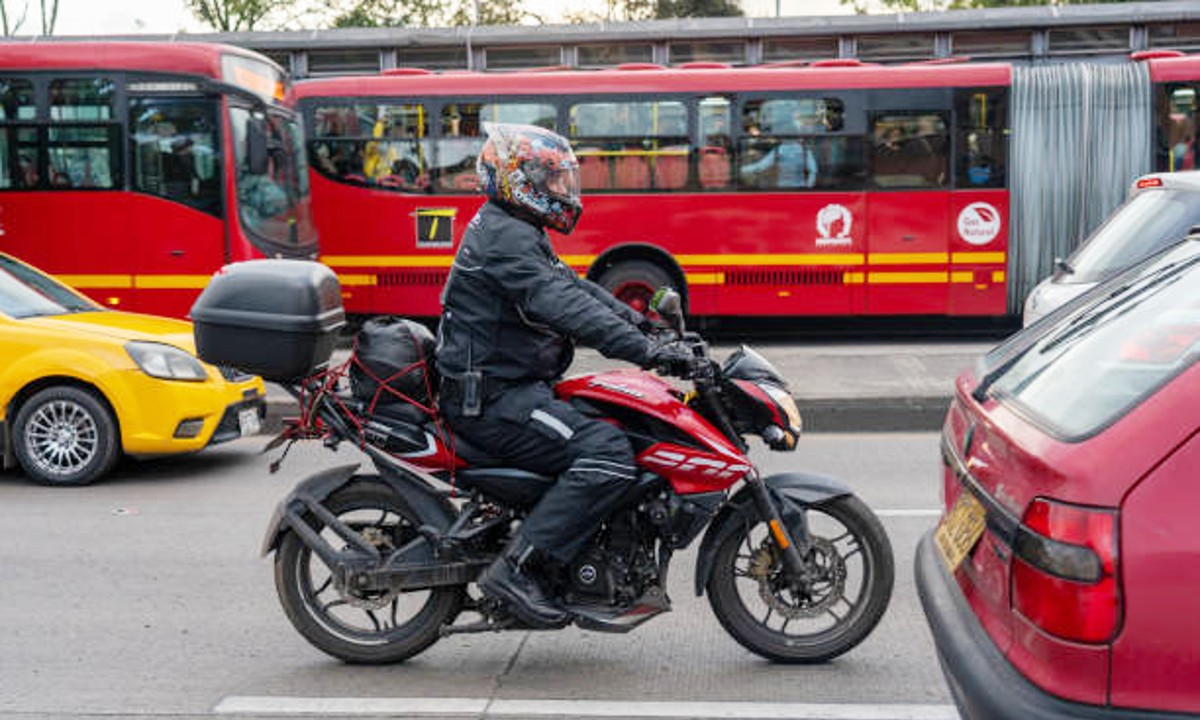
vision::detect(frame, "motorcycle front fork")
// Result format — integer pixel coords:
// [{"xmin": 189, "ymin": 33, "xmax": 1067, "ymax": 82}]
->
[{"xmin": 743, "ymin": 471, "xmax": 813, "ymax": 582}]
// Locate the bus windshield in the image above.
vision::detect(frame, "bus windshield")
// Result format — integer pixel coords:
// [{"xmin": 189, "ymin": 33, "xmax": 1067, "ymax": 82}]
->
[{"xmin": 231, "ymin": 107, "xmax": 317, "ymax": 256}]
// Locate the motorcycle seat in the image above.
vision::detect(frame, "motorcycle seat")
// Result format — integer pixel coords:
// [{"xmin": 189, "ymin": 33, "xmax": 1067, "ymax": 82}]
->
[{"xmin": 454, "ymin": 466, "xmax": 556, "ymax": 507}]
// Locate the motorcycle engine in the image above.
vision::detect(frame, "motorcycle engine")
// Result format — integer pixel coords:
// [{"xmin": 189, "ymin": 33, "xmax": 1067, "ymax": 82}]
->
[{"xmin": 566, "ymin": 509, "xmax": 657, "ymax": 605}]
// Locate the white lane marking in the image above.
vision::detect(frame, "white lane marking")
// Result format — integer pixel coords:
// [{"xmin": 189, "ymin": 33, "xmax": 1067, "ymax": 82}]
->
[
  {"xmin": 215, "ymin": 696, "xmax": 960, "ymax": 719},
  {"xmin": 874, "ymin": 509, "xmax": 942, "ymax": 518}
]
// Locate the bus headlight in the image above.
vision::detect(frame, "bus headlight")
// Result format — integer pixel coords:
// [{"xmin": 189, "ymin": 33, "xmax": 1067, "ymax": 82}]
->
[{"xmin": 125, "ymin": 342, "xmax": 207, "ymax": 382}]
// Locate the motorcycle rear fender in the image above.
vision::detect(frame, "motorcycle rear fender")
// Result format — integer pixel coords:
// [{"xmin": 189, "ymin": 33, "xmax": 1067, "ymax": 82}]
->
[
  {"xmin": 692, "ymin": 471, "xmax": 853, "ymax": 597},
  {"xmin": 260, "ymin": 461, "xmax": 457, "ymax": 557}
]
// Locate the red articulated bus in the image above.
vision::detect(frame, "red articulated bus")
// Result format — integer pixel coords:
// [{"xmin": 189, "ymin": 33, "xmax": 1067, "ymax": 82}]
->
[
  {"xmin": 295, "ymin": 54, "xmax": 1200, "ymax": 321},
  {"xmin": 0, "ymin": 42, "xmax": 317, "ymax": 318}
]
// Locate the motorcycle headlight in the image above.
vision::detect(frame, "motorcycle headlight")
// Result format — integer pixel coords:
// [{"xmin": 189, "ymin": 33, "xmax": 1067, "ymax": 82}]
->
[
  {"xmin": 125, "ymin": 341, "xmax": 207, "ymax": 382},
  {"xmin": 761, "ymin": 382, "xmax": 802, "ymax": 435}
]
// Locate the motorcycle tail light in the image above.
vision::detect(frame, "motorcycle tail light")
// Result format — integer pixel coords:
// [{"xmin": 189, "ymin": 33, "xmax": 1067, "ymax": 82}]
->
[{"xmin": 1011, "ymin": 497, "xmax": 1120, "ymax": 644}]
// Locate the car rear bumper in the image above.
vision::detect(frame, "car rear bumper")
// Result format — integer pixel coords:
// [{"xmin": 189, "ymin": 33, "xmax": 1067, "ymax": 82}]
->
[{"xmin": 914, "ymin": 530, "xmax": 1194, "ymax": 720}]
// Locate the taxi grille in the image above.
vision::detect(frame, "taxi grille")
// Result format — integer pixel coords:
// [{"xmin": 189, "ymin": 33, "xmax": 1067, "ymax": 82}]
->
[{"xmin": 218, "ymin": 365, "xmax": 255, "ymax": 382}]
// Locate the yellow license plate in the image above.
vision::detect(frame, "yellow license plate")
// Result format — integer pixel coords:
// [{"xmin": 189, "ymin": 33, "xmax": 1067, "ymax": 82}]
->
[{"xmin": 935, "ymin": 490, "xmax": 987, "ymax": 572}]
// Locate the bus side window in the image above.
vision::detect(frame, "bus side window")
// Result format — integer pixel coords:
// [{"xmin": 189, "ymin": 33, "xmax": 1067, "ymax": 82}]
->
[
  {"xmin": 49, "ymin": 78, "xmax": 121, "ymax": 190},
  {"xmin": 870, "ymin": 112, "xmax": 949, "ymax": 190},
  {"xmin": 0, "ymin": 78, "xmax": 37, "ymax": 190},
  {"xmin": 130, "ymin": 97, "xmax": 220, "ymax": 214},
  {"xmin": 738, "ymin": 97, "xmax": 861, "ymax": 191},
  {"xmin": 954, "ymin": 90, "xmax": 1007, "ymax": 189},
  {"xmin": 434, "ymin": 102, "xmax": 556, "ymax": 193},
  {"xmin": 1157, "ymin": 85, "xmax": 1197, "ymax": 173},
  {"xmin": 313, "ymin": 103, "xmax": 430, "ymax": 192},
  {"xmin": 568, "ymin": 100, "xmax": 690, "ymax": 192}
]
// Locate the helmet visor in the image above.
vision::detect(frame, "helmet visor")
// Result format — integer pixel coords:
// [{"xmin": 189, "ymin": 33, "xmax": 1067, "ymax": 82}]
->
[{"xmin": 545, "ymin": 164, "xmax": 580, "ymax": 201}]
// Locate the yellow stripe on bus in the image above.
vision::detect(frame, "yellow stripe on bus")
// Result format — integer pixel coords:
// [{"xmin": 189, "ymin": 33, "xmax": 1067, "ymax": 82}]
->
[
  {"xmin": 677, "ymin": 254, "xmax": 865, "ymax": 266},
  {"xmin": 322, "ymin": 255, "xmax": 457, "ymax": 268},
  {"xmin": 951, "ymin": 252, "xmax": 1007, "ymax": 264},
  {"xmin": 337, "ymin": 274, "xmax": 379, "ymax": 286},
  {"xmin": 992, "ymin": 270, "xmax": 1006, "ymax": 283},
  {"xmin": 843, "ymin": 272, "xmax": 865, "ymax": 284},
  {"xmin": 950, "ymin": 271, "xmax": 975, "ymax": 283},
  {"xmin": 685, "ymin": 272, "xmax": 725, "ymax": 285},
  {"xmin": 867, "ymin": 253, "xmax": 948, "ymax": 265},
  {"xmin": 57, "ymin": 275, "xmax": 133, "ymax": 289},
  {"xmin": 133, "ymin": 275, "xmax": 213, "ymax": 289},
  {"xmin": 868, "ymin": 272, "xmax": 949, "ymax": 284}
]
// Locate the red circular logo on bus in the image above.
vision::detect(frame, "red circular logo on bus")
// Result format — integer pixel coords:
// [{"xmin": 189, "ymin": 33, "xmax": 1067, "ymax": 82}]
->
[{"xmin": 957, "ymin": 202, "xmax": 1002, "ymax": 246}]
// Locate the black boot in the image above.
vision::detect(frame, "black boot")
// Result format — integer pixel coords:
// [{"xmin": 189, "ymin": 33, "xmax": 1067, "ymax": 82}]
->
[{"xmin": 479, "ymin": 535, "xmax": 569, "ymax": 628}]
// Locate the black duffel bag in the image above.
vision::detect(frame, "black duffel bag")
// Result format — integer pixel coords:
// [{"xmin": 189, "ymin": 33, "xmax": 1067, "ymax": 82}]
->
[{"xmin": 349, "ymin": 316, "xmax": 439, "ymax": 409}]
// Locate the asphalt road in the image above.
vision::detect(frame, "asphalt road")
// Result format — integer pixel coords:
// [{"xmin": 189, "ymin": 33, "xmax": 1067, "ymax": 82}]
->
[{"xmin": 0, "ymin": 432, "xmax": 956, "ymax": 720}]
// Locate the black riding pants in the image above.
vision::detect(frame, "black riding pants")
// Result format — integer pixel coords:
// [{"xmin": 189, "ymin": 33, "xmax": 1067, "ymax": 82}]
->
[{"xmin": 443, "ymin": 382, "xmax": 637, "ymax": 563}]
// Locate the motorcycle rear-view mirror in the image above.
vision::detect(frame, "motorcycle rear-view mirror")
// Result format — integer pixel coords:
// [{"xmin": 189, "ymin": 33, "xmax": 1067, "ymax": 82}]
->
[{"xmin": 650, "ymin": 287, "xmax": 684, "ymax": 336}]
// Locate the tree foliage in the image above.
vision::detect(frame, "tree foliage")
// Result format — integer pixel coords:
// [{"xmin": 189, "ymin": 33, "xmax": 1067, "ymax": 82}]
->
[{"xmin": 186, "ymin": 0, "xmax": 280, "ymax": 32}]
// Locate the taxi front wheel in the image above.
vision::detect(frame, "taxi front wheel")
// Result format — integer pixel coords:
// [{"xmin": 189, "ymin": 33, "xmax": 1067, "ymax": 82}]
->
[{"xmin": 13, "ymin": 386, "xmax": 120, "ymax": 486}]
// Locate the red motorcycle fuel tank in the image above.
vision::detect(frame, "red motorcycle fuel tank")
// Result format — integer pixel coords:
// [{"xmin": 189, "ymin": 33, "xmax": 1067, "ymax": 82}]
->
[{"xmin": 555, "ymin": 370, "xmax": 752, "ymax": 495}]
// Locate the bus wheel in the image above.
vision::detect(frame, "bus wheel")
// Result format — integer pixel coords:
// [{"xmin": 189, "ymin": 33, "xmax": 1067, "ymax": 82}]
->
[{"xmin": 598, "ymin": 261, "xmax": 675, "ymax": 315}]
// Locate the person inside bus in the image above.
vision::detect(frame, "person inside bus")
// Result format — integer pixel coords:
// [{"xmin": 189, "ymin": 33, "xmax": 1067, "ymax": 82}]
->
[
  {"xmin": 739, "ymin": 112, "xmax": 818, "ymax": 189},
  {"xmin": 435, "ymin": 122, "xmax": 691, "ymax": 629}
]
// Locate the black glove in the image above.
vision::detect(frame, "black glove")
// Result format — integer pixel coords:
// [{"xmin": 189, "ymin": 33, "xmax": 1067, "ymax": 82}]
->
[
  {"xmin": 646, "ymin": 343, "xmax": 694, "ymax": 378},
  {"xmin": 638, "ymin": 315, "xmax": 668, "ymax": 338}
]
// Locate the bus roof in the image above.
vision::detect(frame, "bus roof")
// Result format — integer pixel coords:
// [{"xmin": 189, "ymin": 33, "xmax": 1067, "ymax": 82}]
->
[
  {"xmin": 0, "ymin": 41, "xmax": 279, "ymax": 79},
  {"xmin": 294, "ymin": 61, "xmax": 1012, "ymax": 99},
  {"xmin": 1144, "ymin": 54, "xmax": 1200, "ymax": 83}
]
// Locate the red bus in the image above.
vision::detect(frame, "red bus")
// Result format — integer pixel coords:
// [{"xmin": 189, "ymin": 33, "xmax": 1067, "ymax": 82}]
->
[
  {"xmin": 294, "ymin": 53, "xmax": 1200, "ymax": 320},
  {"xmin": 0, "ymin": 42, "xmax": 317, "ymax": 318}
]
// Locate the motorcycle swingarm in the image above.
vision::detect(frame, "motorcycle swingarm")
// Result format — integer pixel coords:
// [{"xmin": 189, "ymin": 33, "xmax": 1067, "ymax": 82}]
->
[{"xmin": 692, "ymin": 471, "xmax": 853, "ymax": 597}]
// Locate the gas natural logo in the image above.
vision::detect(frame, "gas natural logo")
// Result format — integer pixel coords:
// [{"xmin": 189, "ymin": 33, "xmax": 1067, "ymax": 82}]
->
[
  {"xmin": 640, "ymin": 447, "xmax": 750, "ymax": 479},
  {"xmin": 957, "ymin": 202, "xmax": 1002, "ymax": 246}
]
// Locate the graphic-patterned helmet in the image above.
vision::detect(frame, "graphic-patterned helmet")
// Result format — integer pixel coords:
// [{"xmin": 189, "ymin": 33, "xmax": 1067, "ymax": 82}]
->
[{"xmin": 477, "ymin": 122, "xmax": 583, "ymax": 235}]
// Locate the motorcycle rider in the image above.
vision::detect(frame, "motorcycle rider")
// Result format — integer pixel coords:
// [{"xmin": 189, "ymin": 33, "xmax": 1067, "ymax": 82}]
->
[{"xmin": 436, "ymin": 123, "xmax": 692, "ymax": 628}]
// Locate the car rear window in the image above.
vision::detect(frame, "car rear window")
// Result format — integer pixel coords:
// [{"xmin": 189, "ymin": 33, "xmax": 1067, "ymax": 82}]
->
[
  {"xmin": 991, "ymin": 246, "xmax": 1200, "ymax": 439},
  {"xmin": 1068, "ymin": 189, "xmax": 1200, "ymax": 283}
]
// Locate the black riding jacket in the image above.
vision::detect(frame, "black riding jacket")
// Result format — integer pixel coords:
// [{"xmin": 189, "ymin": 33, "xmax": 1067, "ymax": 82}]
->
[{"xmin": 436, "ymin": 201, "xmax": 654, "ymax": 383}]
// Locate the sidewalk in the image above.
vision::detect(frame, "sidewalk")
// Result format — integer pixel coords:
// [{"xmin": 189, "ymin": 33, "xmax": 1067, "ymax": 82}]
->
[{"xmin": 263, "ymin": 340, "xmax": 998, "ymax": 434}]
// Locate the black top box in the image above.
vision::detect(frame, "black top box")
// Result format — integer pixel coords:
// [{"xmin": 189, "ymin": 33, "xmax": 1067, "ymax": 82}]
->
[{"xmin": 191, "ymin": 260, "xmax": 346, "ymax": 383}]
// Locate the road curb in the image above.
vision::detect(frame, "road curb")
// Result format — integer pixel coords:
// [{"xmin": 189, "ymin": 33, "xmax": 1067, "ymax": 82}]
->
[{"xmin": 262, "ymin": 394, "xmax": 950, "ymax": 436}]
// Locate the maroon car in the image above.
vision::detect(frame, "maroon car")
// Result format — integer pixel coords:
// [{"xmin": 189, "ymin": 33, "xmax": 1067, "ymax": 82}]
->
[{"xmin": 916, "ymin": 234, "xmax": 1200, "ymax": 719}]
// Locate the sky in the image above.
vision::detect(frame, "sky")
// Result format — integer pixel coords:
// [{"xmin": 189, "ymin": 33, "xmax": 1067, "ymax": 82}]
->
[{"xmin": 44, "ymin": 0, "xmax": 860, "ymax": 36}]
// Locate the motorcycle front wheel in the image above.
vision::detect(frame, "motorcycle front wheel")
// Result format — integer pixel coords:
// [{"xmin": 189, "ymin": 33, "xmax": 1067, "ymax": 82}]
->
[
  {"xmin": 274, "ymin": 480, "xmax": 465, "ymax": 664},
  {"xmin": 707, "ymin": 494, "xmax": 893, "ymax": 663}
]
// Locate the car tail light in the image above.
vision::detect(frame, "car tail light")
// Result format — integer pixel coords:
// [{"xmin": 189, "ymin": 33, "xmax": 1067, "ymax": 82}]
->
[
  {"xmin": 1011, "ymin": 498, "xmax": 1120, "ymax": 644},
  {"xmin": 1135, "ymin": 177, "xmax": 1163, "ymax": 189}
]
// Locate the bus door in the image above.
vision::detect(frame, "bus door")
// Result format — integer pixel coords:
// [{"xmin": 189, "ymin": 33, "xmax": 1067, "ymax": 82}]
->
[
  {"xmin": 128, "ymin": 94, "xmax": 226, "ymax": 317},
  {"xmin": 949, "ymin": 89, "xmax": 1009, "ymax": 316},
  {"xmin": 865, "ymin": 111, "xmax": 952, "ymax": 315}
]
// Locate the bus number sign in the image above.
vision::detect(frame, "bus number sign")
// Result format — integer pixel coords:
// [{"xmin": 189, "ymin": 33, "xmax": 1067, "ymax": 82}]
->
[{"xmin": 414, "ymin": 208, "xmax": 456, "ymax": 248}]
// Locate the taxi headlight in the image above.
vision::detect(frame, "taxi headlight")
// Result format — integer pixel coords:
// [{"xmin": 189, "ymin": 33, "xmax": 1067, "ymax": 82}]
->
[{"xmin": 125, "ymin": 342, "xmax": 207, "ymax": 382}]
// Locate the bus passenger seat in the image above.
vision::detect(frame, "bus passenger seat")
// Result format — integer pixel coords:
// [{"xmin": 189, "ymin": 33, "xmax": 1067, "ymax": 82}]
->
[
  {"xmin": 699, "ymin": 147, "xmax": 731, "ymax": 189},
  {"xmin": 654, "ymin": 154, "xmax": 688, "ymax": 190},
  {"xmin": 578, "ymin": 152, "xmax": 610, "ymax": 190},
  {"xmin": 614, "ymin": 155, "xmax": 650, "ymax": 189}
]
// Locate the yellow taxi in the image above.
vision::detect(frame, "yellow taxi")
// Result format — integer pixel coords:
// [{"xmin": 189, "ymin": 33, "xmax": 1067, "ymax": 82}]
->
[{"xmin": 0, "ymin": 253, "xmax": 265, "ymax": 486}]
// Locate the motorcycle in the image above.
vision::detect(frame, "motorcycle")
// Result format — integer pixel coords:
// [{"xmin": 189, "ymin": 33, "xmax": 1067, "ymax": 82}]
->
[{"xmin": 191, "ymin": 264, "xmax": 893, "ymax": 665}]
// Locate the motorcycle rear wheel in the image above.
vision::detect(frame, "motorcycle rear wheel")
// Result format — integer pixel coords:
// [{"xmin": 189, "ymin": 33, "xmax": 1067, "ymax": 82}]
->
[
  {"xmin": 275, "ymin": 481, "xmax": 464, "ymax": 664},
  {"xmin": 707, "ymin": 494, "xmax": 893, "ymax": 663}
]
